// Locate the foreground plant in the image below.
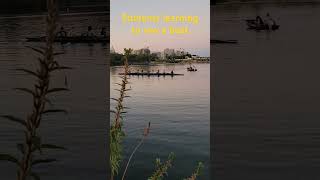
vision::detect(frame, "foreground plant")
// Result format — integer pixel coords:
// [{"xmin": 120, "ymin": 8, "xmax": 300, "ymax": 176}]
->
[
  {"xmin": 110, "ymin": 48, "xmax": 132, "ymax": 180},
  {"xmin": 184, "ymin": 162, "xmax": 204, "ymax": 180},
  {"xmin": 148, "ymin": 152, "xmax": 175, "ymax": 180},
  {"xmin": 0, "ymin": 0, "xmax": 70, "ymax": 179}
]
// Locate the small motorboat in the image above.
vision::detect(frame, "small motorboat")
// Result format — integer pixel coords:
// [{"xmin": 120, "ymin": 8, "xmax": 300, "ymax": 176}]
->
[
  {"xmin": 187, "ymin": 65, "xmax": 197, "ymax": 72},
  {"xmin": 246, "ymin": 19, "xmax": 279, "ymax": 31}
]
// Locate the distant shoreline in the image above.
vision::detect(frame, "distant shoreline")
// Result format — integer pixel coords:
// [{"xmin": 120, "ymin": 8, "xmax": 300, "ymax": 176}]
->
[
  {"xmin": 111, "ymin": 61, "xmax": 210, "ymax": 67},
  {"xmin": 0, "ymin": 10, "xmax": 108, "ymax": 20},
  {"xmin": 215, "ymin": 0, "xmax": 320, "ymax": 5}
]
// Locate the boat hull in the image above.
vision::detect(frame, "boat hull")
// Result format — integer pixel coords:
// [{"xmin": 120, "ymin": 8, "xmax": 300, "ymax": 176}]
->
[
  {"xmin": 246, "ymin": 19, "xmax": 280, "ymax": 31},
  {"xmin": 118, "ymin": 73, "xmax": 184, "ymax": 76},
  {"xmin": 26, "ymin": 36, "xmax": 108, "ymax": 43}
]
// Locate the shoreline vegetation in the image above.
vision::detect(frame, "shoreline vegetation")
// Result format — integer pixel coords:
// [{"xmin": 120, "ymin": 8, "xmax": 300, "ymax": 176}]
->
[
  {"xmin": 215, "ymin": 0, "xmax": 320, "ymax": 5},
  {"xmin": 110, "ymin": 51, "xmax": 209, "ymax": 66}
]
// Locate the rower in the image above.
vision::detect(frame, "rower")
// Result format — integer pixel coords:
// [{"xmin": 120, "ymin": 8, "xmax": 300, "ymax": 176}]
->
[
  {"xmin": 56, "ymin": 26, "xmax": 67, "ymax": 37},
  {"xmin": 255, "ymin": 16, "xmax": 264, "ymax": 27},
  {"xmin": 85, "ymin": 26, "xmax": 95, "ymax": 37},
  {"xmin": 171, "ymin": 70, "xmax": 174, "ymax": 75},
  {"xmin": 265, "ymin": 13, "xmax": 276, "ymax": 28},
  {"xmin": 100, "ymin": 27, "xmax": 107, "ymax": 37},
  {"xmin": 68, "ymin": 27, "xmax": 75, "ymax": 37}
]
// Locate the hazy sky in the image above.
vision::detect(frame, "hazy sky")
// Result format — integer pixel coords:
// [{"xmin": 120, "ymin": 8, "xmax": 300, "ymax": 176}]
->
[{"xmin": 111, "ymin": 0, "xmax": 210, "ymax": 56}]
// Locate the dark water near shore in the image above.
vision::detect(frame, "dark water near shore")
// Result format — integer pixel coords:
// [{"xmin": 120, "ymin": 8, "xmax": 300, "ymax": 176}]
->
[
  {"xmin": 0, "ymin": 14, "xmax": 108, "ymax": 180},
  {"xmin": 213, "ymin": 1, "xmax": 320, "ymax": 179},
  {"xmin": 111, "ymin": 64, "xmax": 210, "ymax": 179}
]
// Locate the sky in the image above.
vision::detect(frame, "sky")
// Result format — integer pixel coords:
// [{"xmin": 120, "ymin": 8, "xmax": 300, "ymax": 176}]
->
[{"xmin": 110, "ymin": 0, "xmax": 210, "ymax": 57}]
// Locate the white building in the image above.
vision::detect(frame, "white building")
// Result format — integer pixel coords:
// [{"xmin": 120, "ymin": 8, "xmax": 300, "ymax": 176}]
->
[{"xmin": 134, "ymin": 47, "xmax": 151, "ymax": 55}]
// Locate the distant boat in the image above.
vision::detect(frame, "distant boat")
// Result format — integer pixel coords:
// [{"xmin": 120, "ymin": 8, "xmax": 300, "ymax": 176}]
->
[
  {"xmin": 246, "ymin": 19, "xmax": 280, "ymax": 31},
  {"xmin": 187, "ymin": 64, "xmax": 197, "ymax": 72},
  {"xmin": 26, "ymin": 36, "xmax": 108, "ymax": 43},
  {"xmin": 119, "ymin": 72, "xmax": 184, "ymax": 76},
  {"xmin": 211, "ymin": 39, "xmax": 238, "ymax": 44}
]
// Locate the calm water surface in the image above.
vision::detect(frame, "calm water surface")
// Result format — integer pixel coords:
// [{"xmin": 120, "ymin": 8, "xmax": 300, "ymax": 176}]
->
[
  {"xmin": 213, "ymin": 1, "xmax": 320, "ymax": 179},
  {"xmin": 0, "ymin": 13, "xmax": 108, "ymax": 180},
  {"xmin": 110, "ymin": 63, "xmax": 210, "ymax": 179}
]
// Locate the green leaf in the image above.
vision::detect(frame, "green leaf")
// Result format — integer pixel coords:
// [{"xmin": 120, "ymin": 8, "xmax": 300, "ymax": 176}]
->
[
  {"xmin": 29, "ymin": 172, "xmax": 40, "ymax": 180},
  {"xmin": 41, "ymin": 144, "xmax": 66, "ymax": 150},
  {"xmin": 41, "ymin": 109, "xmax": 68, "ymax": 115},
  {"xmin": 46, "ymin": 88, "xmax": 69, "ymax": 95},
  {"xmin": 1, "ymin": 115, "xmax": 27, "ymax": 127},
  {"xmin": 53, "ymin": 52, "xmax": 65, "ymax": 56},
  {"xmin": 0, "ymin": 154, "xmax": 19, "ymax": 165},
  {"xmin": 26, "ymin": 46, "xmax": 45, "ymax": 55},
  {"xmin": 111, "ymin": 98, "xmax": 120, "ymax": 102},
  {"xmin": 14, "ymin": 88, "xmax": 36, "ymax": 97},
  {"xmin": 15, "ymin": 68, "xmax": 41, "ymax": 79},
  {"xmin": 31, "ymin": 159, "xmax": 57, "ymax": 166}
]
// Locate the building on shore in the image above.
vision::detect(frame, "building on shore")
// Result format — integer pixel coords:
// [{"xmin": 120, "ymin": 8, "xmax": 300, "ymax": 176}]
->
[
  {"xmin": 152, "ymin": 52, "xmax": 162, "ymax": 59},
  {"xmin": 161, "ymin": 48, "xmax": 175, "ymax": 59},
  {"xmin": 134, "ymin": 47, "xmax": 151, "ymax": 55}
]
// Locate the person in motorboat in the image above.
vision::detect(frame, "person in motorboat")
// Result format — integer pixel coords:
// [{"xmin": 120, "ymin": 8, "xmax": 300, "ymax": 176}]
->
[
  {"xmin": 56, "ymin": 26, "xmax": 67, "ymax": 37},
  {"xmin": 255, "ymin": 16, "xmax": 264, "ymax": 27},
  {"xmin": 264, "ymin": 13, "xmax": 277, "ymax": 29}
]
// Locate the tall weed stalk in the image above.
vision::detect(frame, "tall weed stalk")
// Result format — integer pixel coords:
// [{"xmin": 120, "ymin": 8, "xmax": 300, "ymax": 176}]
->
[
  {"xmin": 110, "ymin": 48, "xmax": 132, "ymax": 180},
  {"xmin": 0, "ymin": 0, "xmax": 71, "ymax": 179}
]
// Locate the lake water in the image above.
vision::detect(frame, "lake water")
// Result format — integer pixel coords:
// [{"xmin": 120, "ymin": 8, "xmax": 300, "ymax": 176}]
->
[
  {"xmin": 110, "ymin": 63, "xmax": 210, "ymax": 179},
  {"xmin": 213, "ymin": 1, "xmax": 320, "ymax": 179},
  {"xmin": 0, "ymin": 12, "xmax": 210, "ymax": 180},
  {"xmin": 0, "ymin": 13, "xmax": 108, "ymax": 180}
]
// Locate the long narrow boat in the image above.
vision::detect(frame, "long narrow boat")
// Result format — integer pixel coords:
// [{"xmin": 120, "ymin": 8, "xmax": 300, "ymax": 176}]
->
[
  {"xmin": 211, "ymin": 39, "xmax": 238, "ymax": 44},
  {"xmin": 118, "ymin": 72, "xmax": 184, "ymax": 76},
  {"xmin": 26, "ymin": 36, "xmax": 108, "ymax": 43}
]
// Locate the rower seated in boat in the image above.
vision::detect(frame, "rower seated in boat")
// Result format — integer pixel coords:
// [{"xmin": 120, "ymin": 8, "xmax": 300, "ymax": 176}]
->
[
  {"xmin": 100, "ymin": 27, "xmax": 107, "ymax": 38},
  {"xmin": 265, "ymin": 13, "xmax": 278, "ymax": 29},
  {"xmin": 82, "ymin": 26, "xmax": 96, "ymax": 37},
  {"xmin": 68, "ymin": 27, "xmax": 76, "ymax": 37},
  {"xmin": 56, "ymin": 26, "xmax": 67, "ymax": 37}
]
